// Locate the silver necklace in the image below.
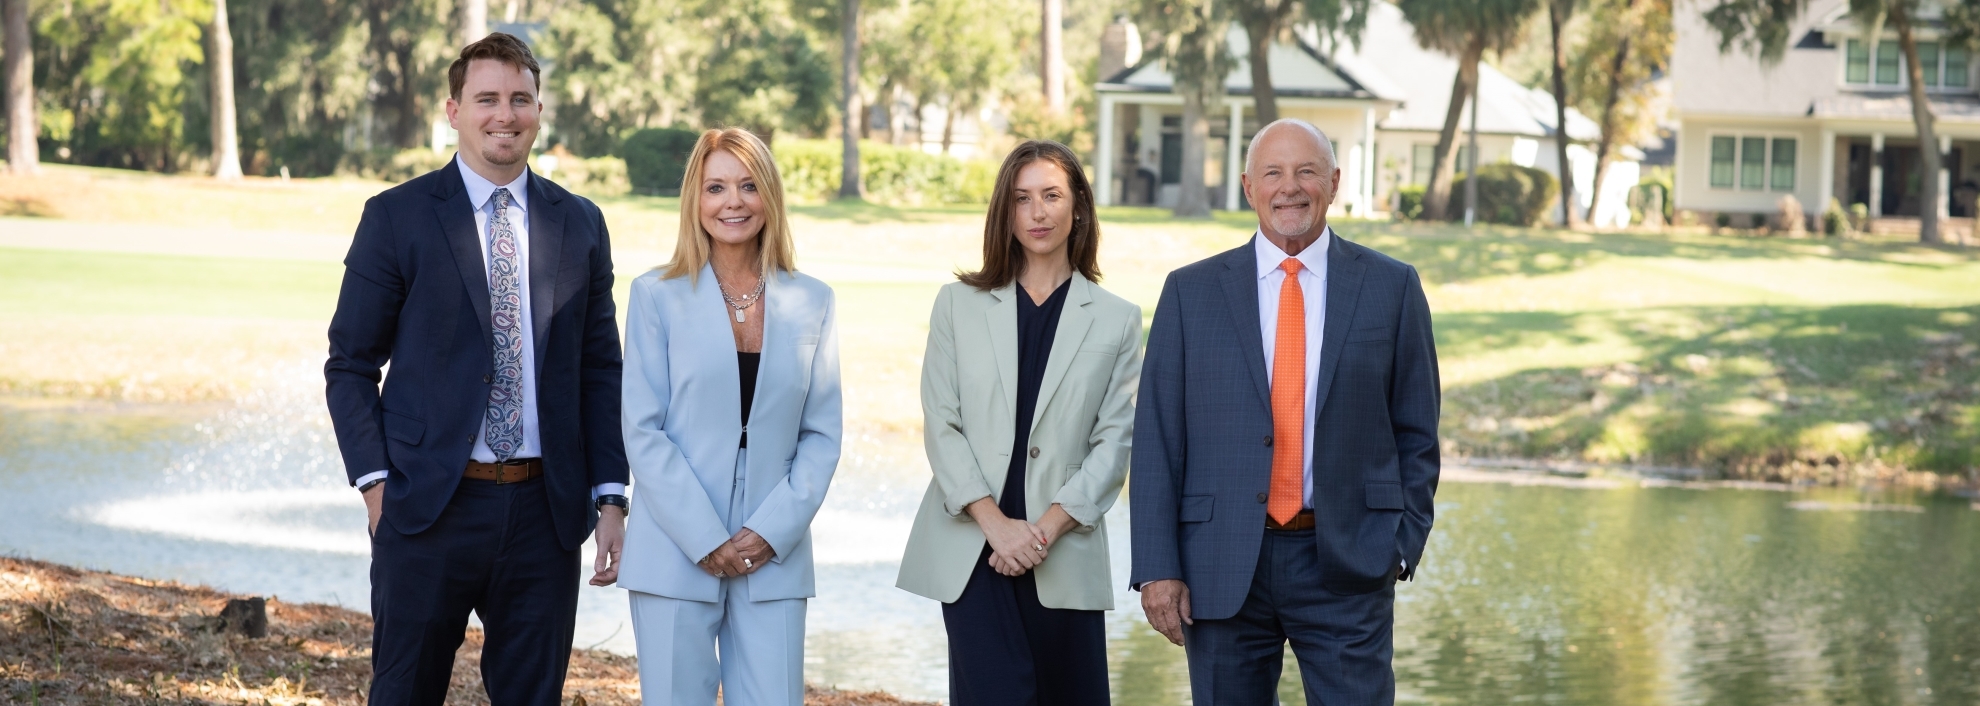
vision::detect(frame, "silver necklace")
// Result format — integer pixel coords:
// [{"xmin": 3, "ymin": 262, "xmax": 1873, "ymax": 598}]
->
[{"xmin": 716, "ymin": 272, "xmax": 766, "ymax": 323}]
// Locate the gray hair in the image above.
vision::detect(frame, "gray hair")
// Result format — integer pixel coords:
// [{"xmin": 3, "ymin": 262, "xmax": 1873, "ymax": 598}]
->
[{"xmin": 1243, "ymin": 118, "xmax": 1338, "ymax": 175}]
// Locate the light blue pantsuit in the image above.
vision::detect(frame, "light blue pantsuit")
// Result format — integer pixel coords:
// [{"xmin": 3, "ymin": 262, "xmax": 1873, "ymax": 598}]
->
[{"xmin": 618, "ymin": 266, "xmax": 841, "ymax": 706}]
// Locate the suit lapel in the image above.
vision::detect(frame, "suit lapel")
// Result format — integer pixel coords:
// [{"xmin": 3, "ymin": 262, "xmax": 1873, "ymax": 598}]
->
[
  {"xmin": 745, "ymin": 270, "xmax": 783, "ymax": 434},
  {"xmin": 527, "ymin": 173, "xmax": 565, "ymax": 372},
  {"xmin": 1310, "ymin": 234, "xmax": 1366, "ymax": 414},
  {"xmin": 1219, "ymin": 244, "xmax": 1273, "ymax": 411},
  {"xmin": 435, "ymin": 163, "xmax": 494, "ymax": 351},
  {"xmin": 985, "ymin": 284, "xmax": 1020, "ymax": 423},
  {"xmin": 1029, "ymin": 276, "xmax": 1096, "ymax": 428}
]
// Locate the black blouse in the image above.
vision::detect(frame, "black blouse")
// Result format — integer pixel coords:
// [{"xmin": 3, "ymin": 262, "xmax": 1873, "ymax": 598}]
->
[
  {"xmin": 738, "ymin": 351, "xmax": 760, "ymax": 448},
  {"xmin": 999, "ymin": 279, "xmax": 1072, "ymax": 520}
]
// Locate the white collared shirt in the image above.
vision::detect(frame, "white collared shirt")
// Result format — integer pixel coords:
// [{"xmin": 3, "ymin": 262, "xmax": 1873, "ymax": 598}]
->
[
  {"xmin": 1254, "ymin": 227, "xmax": 1331, "ymax": 508},
  {"xmin": 356, "ymin": 156, "xmax": 623, "ymax": 500}
]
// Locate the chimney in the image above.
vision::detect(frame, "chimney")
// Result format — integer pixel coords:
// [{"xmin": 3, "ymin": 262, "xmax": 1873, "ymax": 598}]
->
[{"xmin": 1099, "ymin": 15, "xmax": 1142, "ymax": 81}]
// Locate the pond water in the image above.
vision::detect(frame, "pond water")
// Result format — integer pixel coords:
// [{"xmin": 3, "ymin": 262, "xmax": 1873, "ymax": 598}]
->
[{"xmin": 2, "ymin": 366, "xmax": 1977, "ymax": 705}]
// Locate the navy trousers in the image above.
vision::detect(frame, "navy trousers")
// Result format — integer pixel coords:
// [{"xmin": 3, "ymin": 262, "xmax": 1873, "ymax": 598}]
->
[
  {"xmin": 369, "ymin": 477, "xmax": 580, "ymax": 705},
  {"xmin": 1182, "ymin": 527, "xmax": 1396, "ymax": 706},
  {"xmin": 941, "ymin": 548, "xmax": 1110, "ymax": 706}
]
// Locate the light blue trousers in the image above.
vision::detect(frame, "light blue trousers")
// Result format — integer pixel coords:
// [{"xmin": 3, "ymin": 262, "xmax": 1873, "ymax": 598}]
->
[{"xmin": 629, "ymin": 449, "xmax": 808, "ymax": 706}]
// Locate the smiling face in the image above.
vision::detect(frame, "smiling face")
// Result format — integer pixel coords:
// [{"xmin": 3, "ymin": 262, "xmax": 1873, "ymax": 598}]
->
[
  {"xmin": 1009, "ymin": 159, "xmax": 1075, "ymax": 263},
  {"xmin": 697, "ymin": 148, "xmax": 764, "ymax": 249},
  {"xmin": 1242, "ymin": 123, "xmax": 1339, "ymax": 240},
  {"xmin": 446, "ymin": 59, "xmax": 541, "ymax": 180}
]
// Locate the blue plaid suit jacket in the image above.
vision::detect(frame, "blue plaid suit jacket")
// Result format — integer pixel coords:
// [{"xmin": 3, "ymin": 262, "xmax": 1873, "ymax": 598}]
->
[{"xmin": 1129, "ymin": 233, "xmax": 1440, "ymax": 620}]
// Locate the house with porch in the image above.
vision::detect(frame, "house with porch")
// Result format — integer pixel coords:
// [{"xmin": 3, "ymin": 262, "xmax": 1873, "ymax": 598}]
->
[
  {"xmin": 1671, "ymin": 0, "xmax": 1980, "ymax": 231},
  {"xmin": 1093, "ymin": 2, "xmax": 1641, "ymax": 225}
]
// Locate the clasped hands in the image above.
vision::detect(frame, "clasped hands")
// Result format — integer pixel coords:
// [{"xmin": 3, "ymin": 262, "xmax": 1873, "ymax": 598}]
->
[
  {"xmin": 698, "ymin": 528, "xmax": 773, "ymax": 579},
  {"xmin": 965, "ymin": 497, "xmax": 1080, "ymax": 577}
]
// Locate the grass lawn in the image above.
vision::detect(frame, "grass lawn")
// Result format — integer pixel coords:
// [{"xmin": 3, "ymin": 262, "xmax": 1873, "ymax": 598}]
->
[{"xmin": 3, "ymin": 167, "xmax": 1977, "ymax": 479}]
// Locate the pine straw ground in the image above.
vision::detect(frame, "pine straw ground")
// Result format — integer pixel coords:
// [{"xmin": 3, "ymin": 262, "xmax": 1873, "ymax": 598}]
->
[{"xmin": 0, "ymin": 557, "xmax": 932, "ymax": 705}]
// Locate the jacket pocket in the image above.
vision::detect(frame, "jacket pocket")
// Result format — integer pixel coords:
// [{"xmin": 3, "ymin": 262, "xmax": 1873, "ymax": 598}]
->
[
  {"xmin": 1180, "ymin": 494, "xmax": 1214, "ymax": 523},
  {"xmin": 384, "ymin": 411, "xmax": 425, "ymax": 446},
  {"xmin": 1365, "ymin": 482, "xmax": 1404, "ymax": 510}
]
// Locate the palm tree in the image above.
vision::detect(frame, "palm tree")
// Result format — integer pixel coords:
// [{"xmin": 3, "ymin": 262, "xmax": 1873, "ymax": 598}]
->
[
  {"xmin": 1231, "ymin": 0, "xmax": 1370, "ymax": 126},
  {"xmin": 1549, "ymin": 0, "xmax": 1579, "ymax": 227},
  {"xmin": 1710, "ymin": 0, "xmax": 1941, "ymax": 243},
  {"xmin": 839, "ymin": 0, "xmax": 863, "ymax": 198},
  {"xmin": 3, "ymin": 0, "xmax": 36, "ymax": 174},
  {"xmin": 1139, "ymin": 0, "xmax": 1236, "ymax": 218},
  {"xmin": 1398, "ymin": 0, "xmax": 1539, "ymax": 221},
  {"xmin": 209, "ymin": 0, "xmax": 243, "ymax": 180}
]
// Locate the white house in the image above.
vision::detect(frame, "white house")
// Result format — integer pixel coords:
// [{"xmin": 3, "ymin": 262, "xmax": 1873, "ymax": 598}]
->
[
  {"xmin": 1093, "ymin": 3, "xmax": 1641, "ymax": 225},
  {"xmin": 1671, "ymin": 0, "xmax": 1980, "ymax": 227}
]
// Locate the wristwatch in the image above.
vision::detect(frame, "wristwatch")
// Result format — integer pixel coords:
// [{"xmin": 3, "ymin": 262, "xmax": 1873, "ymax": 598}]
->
[
  {"xmin": 595, "ymin": 494, "xmax": 629, "ymax": 513},
  {"xmin": 357, "ymin": 478, "xmax": 386, "ymax": 493}
]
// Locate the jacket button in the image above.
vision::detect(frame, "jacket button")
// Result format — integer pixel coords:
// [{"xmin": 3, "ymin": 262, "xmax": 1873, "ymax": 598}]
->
[
  {"xmin": 1263, "ymin": 435, "xmax": 1273, "ymax": 447},
  {"xmin": 1256, "ymin": 492, "xmax": 1268, "ymax": 503},
  {"xmin": 1028, "ymin": 447, "xmax": 1040, "ymax": 459},
  {"xmin": 483, "ymin": 374, "xmax": 493, "ymax": 384}
]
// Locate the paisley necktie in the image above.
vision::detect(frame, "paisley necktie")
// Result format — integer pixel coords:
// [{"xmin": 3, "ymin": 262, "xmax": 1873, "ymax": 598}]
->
[{"xmin": 482, "ymin": 188, "xmax": 526, "ymax": 460}]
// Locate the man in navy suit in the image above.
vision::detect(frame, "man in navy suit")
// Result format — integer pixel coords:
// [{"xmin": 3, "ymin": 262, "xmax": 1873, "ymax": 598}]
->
[
  {"xmin": 1130, "ymin": 119, "xmax": 1440, "ymax": 705},
  {"xmin": 325, "ymin": 33, "xmax": 629, "ymax": 705}
]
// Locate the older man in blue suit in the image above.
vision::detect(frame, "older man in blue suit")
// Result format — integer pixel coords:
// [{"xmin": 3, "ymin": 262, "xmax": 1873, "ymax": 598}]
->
[
  {"xmin": 1130, "ymin": 118, "xmax": 1440, "ymax": 706},
  {"xmin": 325, "ymin": 33, "xmax": 628, "ymax": 705}
]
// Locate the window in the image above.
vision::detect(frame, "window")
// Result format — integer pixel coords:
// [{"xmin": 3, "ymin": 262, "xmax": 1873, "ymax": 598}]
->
[
  {"xmin": 1410, "ymin": 144, "xmax": 1472, "ymax": 186},
  {"xmin": 1710, "ymin": 134, "xmax": 1797, "ymax": 192},
  {"xmin": 1877, "ymin": 41, "xmax": 1901, "ymax": 84},
  {"xmin": 1847, "ymin": 39, "xmax": 1972, "ymax": 88},
  {"xmin": 1711, "ymin": 136, "xmax": 1736, "ymax": 188},
  {"xmin": 1847, "ymin": 39, "xmax": 1871, "ymax": 83}
]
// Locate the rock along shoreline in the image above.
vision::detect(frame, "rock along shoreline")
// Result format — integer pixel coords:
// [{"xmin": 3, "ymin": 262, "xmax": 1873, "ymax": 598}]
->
[{"xmin": 0, "ymin": 557, "xmax": 934, "ymax": 705}]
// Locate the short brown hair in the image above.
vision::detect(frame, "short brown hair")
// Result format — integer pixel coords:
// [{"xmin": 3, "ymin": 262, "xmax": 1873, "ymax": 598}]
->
[
  {"xmin": 958, "ymin": 140, "xmax": 1101, "ymax": 290},
  {"xmin": 448, "ymin": 33, "xmax": 540, "ymax": 100}
]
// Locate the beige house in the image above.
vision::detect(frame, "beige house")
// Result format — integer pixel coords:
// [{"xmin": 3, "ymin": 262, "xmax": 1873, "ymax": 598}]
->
[
  {"xmin": 1672, "ymin": 0, "xmax": 1980, "ymax": 228},
  {"xmin": 1094, "ymin": 3, "xmax": 1641, "ymax": 225}
]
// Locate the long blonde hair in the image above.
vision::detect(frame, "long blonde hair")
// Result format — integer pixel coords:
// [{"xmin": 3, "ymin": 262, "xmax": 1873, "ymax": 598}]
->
[{"xmin": 661, "ymin": 128, "xmax": 797, "ymax": 281}]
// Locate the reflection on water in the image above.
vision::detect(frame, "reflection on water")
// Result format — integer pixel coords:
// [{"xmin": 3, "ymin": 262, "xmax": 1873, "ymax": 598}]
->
[{"xmin": 3, "ymin": 369, "xmax": 1978, "ymax": 705}]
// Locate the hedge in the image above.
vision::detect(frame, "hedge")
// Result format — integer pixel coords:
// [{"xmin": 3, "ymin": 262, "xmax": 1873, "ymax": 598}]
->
[
  {"xmin": 622, "ymin": 127, "xmax": 702, "ymax": 196},
  {"xmin": 773, "ymin": 139, "xmax": 997, "ymax": 206},
  {"xmin": 1451, "ymin": 163, "xmax": 1560, "ymax": 226}
]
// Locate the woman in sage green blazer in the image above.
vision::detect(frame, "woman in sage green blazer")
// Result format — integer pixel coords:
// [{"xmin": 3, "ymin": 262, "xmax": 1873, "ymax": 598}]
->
[{"xmin": 897, "ymin": 140, "xmax": 1141, "ymax": 705}]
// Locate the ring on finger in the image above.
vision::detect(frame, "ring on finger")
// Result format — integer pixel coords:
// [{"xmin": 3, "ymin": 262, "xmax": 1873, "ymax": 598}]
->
[
  {"xmin": 1032, "ymin": 543, "xmax": 1044, "ymax": 552},
  {"xmin": 743, "ymin": 557, "xmax": 754, "ymax": 569}
]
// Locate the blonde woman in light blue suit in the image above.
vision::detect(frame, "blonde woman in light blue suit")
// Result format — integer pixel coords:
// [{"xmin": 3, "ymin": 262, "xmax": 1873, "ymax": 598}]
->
[{"xmin": 618, "ymin": 128, "xmax": 841, "ymax": 706}]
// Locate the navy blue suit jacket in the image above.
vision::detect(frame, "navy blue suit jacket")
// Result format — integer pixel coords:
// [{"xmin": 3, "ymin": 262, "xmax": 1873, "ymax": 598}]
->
[
  {"xmin": 1129, "ymin": 233, "xmax": 1439, "ymax": 619},
  {"xmin": 325, "ymin": 160, "xmax": 629, "ymax": 552}
]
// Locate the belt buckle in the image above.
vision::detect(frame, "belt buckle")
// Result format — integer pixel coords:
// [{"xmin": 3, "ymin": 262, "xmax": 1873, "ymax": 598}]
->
[{"xmin": 495, "ymin": 461, "xmax": 523, "ymax": 484}]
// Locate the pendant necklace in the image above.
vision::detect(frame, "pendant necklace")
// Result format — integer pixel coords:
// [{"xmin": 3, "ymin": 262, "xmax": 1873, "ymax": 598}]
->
[{"xmin": 717, "ymin": 272, "xmax": 766, "ymax": 323}]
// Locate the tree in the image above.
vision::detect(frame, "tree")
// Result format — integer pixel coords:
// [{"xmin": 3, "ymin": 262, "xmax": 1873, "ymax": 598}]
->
[
  {"xmin": 542, "ymin": 0, "xmax": 699, "ymax": 157},
  {"xmin": 207, "ymin": 0, "xmax": 242, "ymax": 179},
  {"xmin": 1548, "ymin": 0, "xmax": 1578, "ymax": 226},
  {"xmin": 462, "ymin": 0, "xmax": 488, "ymax": 46},
  {"xmin": 3, "ymin": 0, "xmax": 35, "ymax": 174},
  {"xmin": 694, "ymin": 0, "xmax": 835, "ymax": 141},
  {"xmin": 837, "ymin": 0, "xmax": 861, "ymax": 198},
  {"xmin": 1231, "ymin": 0, "xmax": 1369, "ymax": 126},
  {"xmin": 1398, "ymin": 0, "xmax": 1539, "ymax": 221},
  {"xmin": 1139, "ymin": 0, "xmax": 1235, "ymax": 218},
  {"xmin": 915, "ymin": 0, "xmax": 1016, "ymax": 153},
  {"xmin": 1573, "ymin": 0, "xmax": 1669, "ymax": 229},
  {"xmin": 1708, "ymin": 0, "xmax": 1940, "ymax": 243},
  {"xmin": 363, "ymin": 0, "xmax": 452, "ymax": 150},
  {"xmin": 1042, "ymin": 0, "xmax": 1064, "ymax": 113}
]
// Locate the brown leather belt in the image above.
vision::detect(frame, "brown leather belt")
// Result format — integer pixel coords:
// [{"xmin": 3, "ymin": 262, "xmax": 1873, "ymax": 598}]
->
[
  {"xmin": 464, "ymin": 458, "xmax": 544, "ymax": 484},
  {"xmin": 1266, "ymin": 510, "xmax": 1316, "ymax": 531}
]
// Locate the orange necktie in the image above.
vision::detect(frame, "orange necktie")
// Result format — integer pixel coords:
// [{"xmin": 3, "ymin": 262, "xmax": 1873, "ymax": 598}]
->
[{"xmin": 1269, "ymin": 258, "xmax": 1306, "ymax": 525}]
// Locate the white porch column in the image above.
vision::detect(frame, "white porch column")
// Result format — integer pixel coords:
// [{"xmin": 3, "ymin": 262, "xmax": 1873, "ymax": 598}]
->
[
  {"xmin": 1362, "ymin": 106, "xmax": 1378, "ymax": 216},
  {"xmin": 1817, "ymin": 129, "xmax": 1836, "ymax": 210},
  {"xmin": 1939, "ymin": 134, "xmax": 1953, "ymax": 220},
  {"xmin": 1225, "ymin": 101, "xmax": 1245, "ymax": 211},
  {"xmin": 1870, "ymin": 133, "xmax": 1885, "ymax": 217},
  {"xmin": 1097, "ymin": 94, "xmax": 1118, "ymax": 206}
]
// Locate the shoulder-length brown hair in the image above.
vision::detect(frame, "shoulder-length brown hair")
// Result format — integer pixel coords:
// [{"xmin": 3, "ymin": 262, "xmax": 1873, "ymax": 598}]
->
[
  {"xmin": 660, "ymin": 128, "xmax": 797, "ymax": 282},
  {"xmin": 957, "ymin": 140, "xmax": 1101, "ymax": 290}
]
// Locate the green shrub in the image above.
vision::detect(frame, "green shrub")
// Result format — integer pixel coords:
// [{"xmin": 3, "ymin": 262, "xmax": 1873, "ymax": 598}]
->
[
  {"xmin": 1450, "ymin": 163, "xmax": 1559, "ymax": 226},
  {"xmin": 1395, "ymin": 185, "xmax": 1426, "ymax": 221},
  {"xmin": 268, "ymin": 133, "xmax": 346, "ymax": 177},
  {"xmin": 622, "ymin": 127, "xmax": 702, "ymax": 195},
  {"xmin": 771, "ymin": 138, "xmax": 997, "ymax": 206},
  {"xmin": 1820, "ymin": 197, "xmax": 1850, "ymax": 238},
  {"xmin": 343, "ymin": 148, "xmax": 453, "ymax": 183},
  {"xmin": 546, "ymin": 155, "xmax": 630, "ymax": 196}
]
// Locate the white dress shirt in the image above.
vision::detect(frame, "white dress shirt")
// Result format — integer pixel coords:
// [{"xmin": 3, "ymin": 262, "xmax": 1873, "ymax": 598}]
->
[
  {"xmin": 1254, "ymin": 228, "xmax": 1330, "ymax": 509},
  {"xmin": 356, "ymin": 156, "xmax": 625, "ymax": 500}
]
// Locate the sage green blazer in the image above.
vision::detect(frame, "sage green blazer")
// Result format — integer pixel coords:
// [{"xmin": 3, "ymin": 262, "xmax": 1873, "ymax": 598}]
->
[{"xmin": 896, "ymin": 276, "xmax": 1142, "ymax": 610}]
